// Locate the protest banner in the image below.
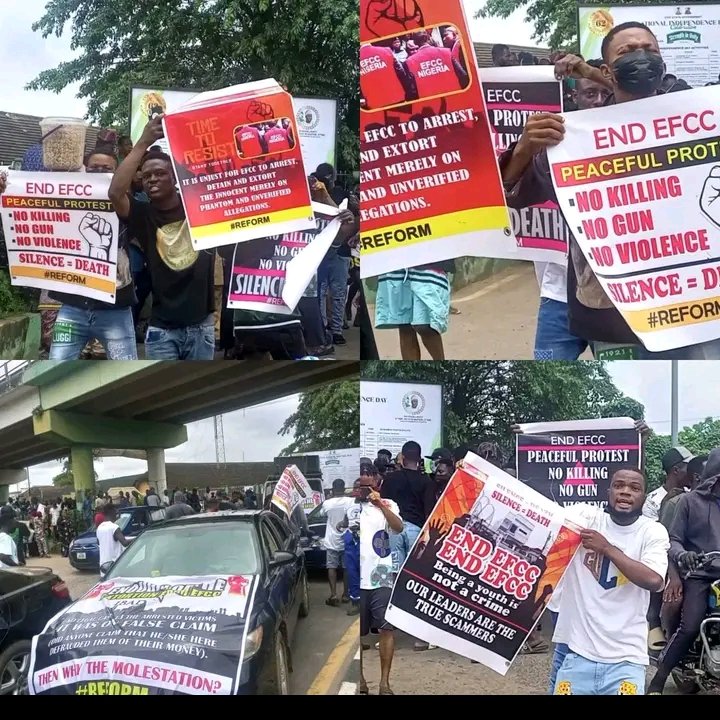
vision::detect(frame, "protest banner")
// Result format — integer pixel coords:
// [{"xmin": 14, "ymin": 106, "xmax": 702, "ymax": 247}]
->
[
  {"xmin": 360, "ymin": 380, "xmax": 443, "ymax": 459},
  {"xmin": 301, "ymin": 448, "xmax": 361, "ymax": 490},
  {"xmin": 162, "ymin": 79, "xmax": 315, "ymax": 250},
  {"xmin": 271, "ymin": 465, "xmax": 321, "ymax": 517},
  {"xmin": 131, "ymin": 87, "xmax": 337, "ymax": 173},
  {"xmin": 0, "ymin": 172, "xmax": 119, "ymax": 302},
  {"xmin": 227, "ymin": 202, "xmax": 340, "ymax": 314},
  {"xmin": 516, "ymin": 418, "xmax": 641, "ymax": 508},
  {"xmin": 359, "ymin": 0, "xmax": 510, "ymax": 278},
  {"xmin": 29, "ymin": 574, "xmax": 258, "ymax": 695},
  {"xmin": 547, "ymin": 86, "xmax": 720, "ymax": 351},
  {"xmin": 578, "ymin": 4, "xmax": 720, "ymax": 87},
  {"xmin": 482, "ymin": 66, "xmax": 567, "ymax": 264},
  {"xmin": 385, "ymin": 452, "xmax": 582, "ymax": 675}
]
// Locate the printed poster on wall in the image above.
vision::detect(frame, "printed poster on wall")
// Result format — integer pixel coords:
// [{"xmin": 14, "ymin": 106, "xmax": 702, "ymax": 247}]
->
[
  {"xmin": 578, "ymin": 4, "xmax": 720, "ymax": 87},
  {"xmin": 302, "ymin": 448, "xmax": 361, "ymax": 490},
  {"xmin": 516, "ymin": 417, "xmax": 641, "ymax": 508},
  {"xmin": 162, "ymin": 79, "xmax": 315, "ymax": 250},
  {"xmin": 360, "ymin": 380, "xmax": 443, "ymax": 459},
  {"xmin": 271, "ymin": 465, "xmax": 322, "ymax": 517},
  {"xmin": 227, "ymin": 202, "xmax": 340, "ymax": 314},
  {"xmin": 547, "ymin": 86, "xmax": 720, "ymax": 352},
  {"xmin": 482, "ymin": 66, "xmax": 567, "ymax": 264},
  {"xmin": 359, "ymin": 0, "xmax": 510, "ymax": 278},
  {"xmin": 131, "ymin": 87, "xmax": 337, "ymax": 177},
  {"xmin": 0, "ymin": 172, "xmax": 119, "ymax": 302},
  {"xmin": 29, "ymin": 574, "xmax": 259, "ymax": 695},
  {"xmin": 385, "ymin": 452, "xmax": 582, "ymax": 675}
]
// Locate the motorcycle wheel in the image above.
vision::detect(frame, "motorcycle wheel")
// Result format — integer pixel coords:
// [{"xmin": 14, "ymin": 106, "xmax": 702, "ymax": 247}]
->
[{"xmin": 671, "ymin": 669, "xmax": 701, "ymax": 694}]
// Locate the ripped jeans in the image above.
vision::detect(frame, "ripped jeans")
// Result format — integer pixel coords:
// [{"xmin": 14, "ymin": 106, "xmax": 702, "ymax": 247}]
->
[{"xmin": 49, "ymin": 305, "xmax": 137, "ymax": 360}]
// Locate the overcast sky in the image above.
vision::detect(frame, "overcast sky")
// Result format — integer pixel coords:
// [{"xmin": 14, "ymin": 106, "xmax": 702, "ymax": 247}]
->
[
  {"xmin": 20, "ymin": 395, "xmax": 299, "ymax": 491},
  {"xmin": 0, "ymin": 1, "xmax": 540, "ymax": 119}
]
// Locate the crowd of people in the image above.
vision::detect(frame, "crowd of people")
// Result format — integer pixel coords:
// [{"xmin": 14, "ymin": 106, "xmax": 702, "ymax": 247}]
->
[
  {"xmin": 0, "ymin": 120, "xmax": 364, "ymax": 361},
  {"xmin": 357, "ymin": 429, "xmax": 720, "ymax": 696}
]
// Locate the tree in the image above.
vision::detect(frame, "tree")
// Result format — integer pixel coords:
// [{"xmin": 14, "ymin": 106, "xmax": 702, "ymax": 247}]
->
[
  {"xmin": 361, "ymin": 361, "xmax": 644, "ymax": 458},
  {"xmin": 476, "ymin": 0, "xmax": 656, "ymax": 51},
  {"xmin": 28, "ymin": 0, "xmax": 359, "ymax": 171},
  {"xmin": 644, "ymin": 417, "xmax": 720, "ymax": 491},
  {"xmin": 51, "ymin": 455, "xmax": 99, "ymax": 488},
  {"xmin": 280, "ymin": 380, "xmax": 359, "ymax": 453}
]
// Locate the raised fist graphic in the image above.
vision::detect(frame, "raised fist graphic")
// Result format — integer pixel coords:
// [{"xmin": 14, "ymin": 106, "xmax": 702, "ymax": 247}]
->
[
  {"xmin": 79, "ymin": 212, "xmax": 113, "ymax": 261},
  {"xmin": 365, "ymin": 0, "xmax": 424, "ymax": 38}
]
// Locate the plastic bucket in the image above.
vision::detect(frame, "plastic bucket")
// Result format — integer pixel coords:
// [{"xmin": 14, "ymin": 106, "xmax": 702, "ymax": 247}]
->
[{"xmin": 39, "ymin": 117, "xmax": 88, "ymax": 171}]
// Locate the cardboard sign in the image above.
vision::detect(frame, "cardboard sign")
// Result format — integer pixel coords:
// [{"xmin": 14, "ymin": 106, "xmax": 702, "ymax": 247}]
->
[
  {"xmin": 548, "ymin": 86, "xmax": 720, "ymax": 351},
  {"xmin": 163, "ymin": 80, "xmax": 315, "ymax": 250},
  {"xmin": 359, "ymin": 0, "xmax": 510, "ymax": 278},
  {"xmin": 0, "ymin": 172, "xmax": 119, "ymax": 302},
  {"xmin": 271, "ymin": 465, "xmax": 319, "ymax": 517}
]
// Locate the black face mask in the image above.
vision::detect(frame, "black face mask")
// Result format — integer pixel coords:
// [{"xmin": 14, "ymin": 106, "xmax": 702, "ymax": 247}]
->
[{"xmin": 611, "ymin": 49, "xmax": 664, "ymax": 96}]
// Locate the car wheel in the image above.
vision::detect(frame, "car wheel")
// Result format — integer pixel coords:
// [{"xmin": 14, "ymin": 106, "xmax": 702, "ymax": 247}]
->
[
  {"xmin": 298, "ymin": 572, "xmax": 310, "ymax": 618},
  {"xmin": 274, "ymin": 633, "xmax": 290, "ymax": 696},
  {"xmin": 671, "ymin": 669, "xmax": 701, "ymax": 694},
  {"xmin": 0, "ymin": 640, "xmax": 32, "ymax": 696}
]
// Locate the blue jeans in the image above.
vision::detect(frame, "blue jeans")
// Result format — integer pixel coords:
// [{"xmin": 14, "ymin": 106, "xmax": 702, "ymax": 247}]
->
[
  {"xmin": 390, "ymin": 521, "xmax": 421, "ymax": 571},
  {"xmin": 548, "ymin": 611, "xmax": 568, "ymax": 694},
  {"xmin": 50, "ymin": 304, "xmax": 137, "ymax": 360},
  {"xmin": 318, "ymin": 251, "xmax": 350, "ymax": 336},
  {"xmin": 554, "ymin": 652, "xmax": 646, "ymax": 695},
  {"xmin": 145, "ymin": 320, "xmax": 215, "ymax": 360},
  {"xmin": 343, "ymin": 531, "xmax": 360, "ymax": 603},
  {"xmin": 534, "ymin": 298, "xmax": 588, "ymax": 361}
]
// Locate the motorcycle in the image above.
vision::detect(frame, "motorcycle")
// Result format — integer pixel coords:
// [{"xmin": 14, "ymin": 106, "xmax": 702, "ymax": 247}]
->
[{"xmin": 658, "ymin": 551, "xmax": 720, "ymax": 694}]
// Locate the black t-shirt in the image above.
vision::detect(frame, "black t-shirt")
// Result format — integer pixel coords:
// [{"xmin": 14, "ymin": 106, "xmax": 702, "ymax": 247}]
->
[
  {"xmin": 125, "ymin": 195, "xmax": 215, "ymax": 329},
  {"xmin": 381, "ymin": 468, "xmax": 432, "ymax": 527}
]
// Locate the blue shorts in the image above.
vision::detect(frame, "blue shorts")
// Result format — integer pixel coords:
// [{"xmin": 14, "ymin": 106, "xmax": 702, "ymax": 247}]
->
[
  {"xmin": 554, "ymin": 652, "xmax": 646, "ymax": 695},
  {"xmin": 375, "ymin": 269, "xmax": 450, "ymax": 335}
]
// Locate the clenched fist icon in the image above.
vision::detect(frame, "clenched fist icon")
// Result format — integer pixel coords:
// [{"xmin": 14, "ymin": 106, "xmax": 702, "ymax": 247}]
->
[
  {"xmin": 79, "ymin": 212, "xmax": 112, "ymax": 261},
  {"xmin": 364, "ymin": 0, "xmax": 424, "ymax": 38}
]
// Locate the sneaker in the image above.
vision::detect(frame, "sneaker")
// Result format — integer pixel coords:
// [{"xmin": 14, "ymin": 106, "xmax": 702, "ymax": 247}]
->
[
  {"xmin": 332, "ymin": 333, "xmax": 347, "ymax": 345},
  {"xmin": 347, "ymin": 602, "xmax": 360, "ymax": 616}
]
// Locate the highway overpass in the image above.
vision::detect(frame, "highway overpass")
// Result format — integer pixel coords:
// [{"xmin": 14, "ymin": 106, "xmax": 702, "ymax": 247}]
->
[{"xmin": 0, "ymin": 360, "xmax": 359, "ymax": 502}]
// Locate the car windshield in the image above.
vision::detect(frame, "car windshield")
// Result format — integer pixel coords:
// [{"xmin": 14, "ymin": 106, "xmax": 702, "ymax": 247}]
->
[{"xmin": 106, "ymin": 521, "xmax": 260, "ymax": 579}]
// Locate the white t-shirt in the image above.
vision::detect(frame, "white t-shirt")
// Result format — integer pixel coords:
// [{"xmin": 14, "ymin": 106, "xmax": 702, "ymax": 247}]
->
[
  {"xmin": 50, "ymin": 506, "xmax": 60, "ymax": 527},
  {"xmin": 36, "ymin": 503, "xmax": 46, "ymax": 517},
  {"xmin": 534, "ymin": 261, "xmax": 567, "ymax": 303},
  {"xmin": 553, "ymin": 503, "xmax": 669, "ymax": 666},
  {"xmin": 0, "ymin": 531, "xmax": 18, "ymax": 567},
  {"xmin": 97, "ymin": 521, "xmax": 124, "ymax": 568},
  {"xmin": 359, "ymin": 499, "xmax": 402, "ymax": 590},
  {"xmin": 323, "ymin": 496, "xmax": 355, "ymax": 552},
  {"xmin": 642, "ymin": 486, "xmax": 668, "ymax": 520}
]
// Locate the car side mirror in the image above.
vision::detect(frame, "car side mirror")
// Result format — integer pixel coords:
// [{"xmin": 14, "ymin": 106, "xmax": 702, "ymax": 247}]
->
[
  {"xmin": 99, "ymin": 561, "xmax": 114, "ymax": 579},
  {"xmin": 269, "ymin": 550, "xmax": 295, "ymax": 570}
]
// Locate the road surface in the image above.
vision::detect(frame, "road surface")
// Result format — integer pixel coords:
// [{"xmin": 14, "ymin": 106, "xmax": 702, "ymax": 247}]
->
[
  {"xmin": 369, "ymin": 263, "xmax": 592, "ymax": 361},
  {"xmin": 26, "ymin": 556, "xmax": 358, "ymax": 695},
  {"xmin": 358, "ymin": 627, "xmax": 711, "ymax": 695}
]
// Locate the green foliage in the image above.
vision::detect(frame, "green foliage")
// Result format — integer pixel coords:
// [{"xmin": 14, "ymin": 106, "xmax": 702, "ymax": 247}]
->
[
  {"xmin": 0, "ymin": 270, "xmax": 34, "ymax": 316},
  {"xmin": 28, "ymin": 0, "xmax": 359, "ymax": 172},
  {"xmin": 52, "ymin": 456, "xmax": 99, "ymax": 488},
  {"xmin": 477, "ymin": 0, "xmax": 657, "ymax": 51},
  {"xmin": 280, "ymin": 380, "xmax": 359, "ymax": 453},
  {"xmin": 362, "ymin": 361, "xmax": 644, "ymax": 458},
  {"xmin": 644, "ymin": 418, "xmax": 720, "ymax": 492}
]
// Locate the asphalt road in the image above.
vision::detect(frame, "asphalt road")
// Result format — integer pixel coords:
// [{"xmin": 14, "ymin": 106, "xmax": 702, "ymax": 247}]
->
[{"xmin": 26, "ymin": 557, "xmax": 357, "ymax": 695}]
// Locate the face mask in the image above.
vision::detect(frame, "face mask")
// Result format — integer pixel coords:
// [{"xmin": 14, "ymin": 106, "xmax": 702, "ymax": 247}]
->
[{"xmin": 611, "ymin": 49, "xmax": 664, "ymax": 96}]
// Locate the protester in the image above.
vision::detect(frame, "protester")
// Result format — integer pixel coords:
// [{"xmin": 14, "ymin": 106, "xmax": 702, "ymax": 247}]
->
[
  {"xmin": 358, "ymin": 468, "xmax": 404, "ymax": 696},
  {"xmin": 0, "ymin": 505, "xmax": 29, "ymax": 565},
  {"xmin": 144, "ymin": 487, "xmax": 161, "ymax": 507},
  {"xmin": 340, "ymin": 478, "xmax": 362, "ymax": 616},
  {"xmin": 646, "ymin": 449, "xmax": 720, "ymax": 694},
  {"xmin": 551, "ymin": 469, "xmax": 669, "ymax": 695},
  {"xmin": 165, "ymin": 491, "xmax": 195, "ymax": 519},
  {"xmin": 491, "ymin": 43, "xmax": 515, "ymax": 67},
  {"xmin": 108, "ymin": 116, "xmax": 216, "ymax": 360},
  {"xmin": 322, "ymin": 479, "xmax": 355, "ymax": 607},
  {"xmin": 96, "ymin": 504, "xmax": 131, "ymax": 570},
  {"xmin": 426, "ymin": 448, "xmax": 455, "ymax": 504},
  {"xmin": 643, "ymin": 446, "xmax": 693, "ymax": 520},
  {"xmin": 0, "ymin": 512, "xmax": 19, "ymax": 567},
  {"xmin": 93, "ymin": 504, "xmax": 105, "ymax": 528},
  {"xmin": 31, "ymin": 509, "xmax": 50, "ymax": 558}
]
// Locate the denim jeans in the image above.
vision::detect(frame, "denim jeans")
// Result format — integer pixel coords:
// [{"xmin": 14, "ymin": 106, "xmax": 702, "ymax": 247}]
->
[
  {"xmin": 145, "ymin": 320, "xmax": 215, "ymax": 360},
  {"xmin": 534, "ymin": 298, "xmax": 588, "ymax": 361},
  {"xmin": 389, "ymin": 521, "xmax": 421, "ymax": 571},
  {"xmin": 554, "ymin": 652, "xmax": 646, "ymax": 695},
  {"xmin": 50, "ymin": 304, "xmax": 137, "ymax": 360},
  {"xmin": 318, "ymin": 251, "xmax": 350, "ymax": 336}
]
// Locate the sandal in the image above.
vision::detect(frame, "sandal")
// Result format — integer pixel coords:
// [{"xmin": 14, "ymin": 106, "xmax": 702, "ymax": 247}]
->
[
  {"xmin": 325, "ymin": 597, "xmax": 340, "ymax": 607},
  {"xmin": 648, "ymin": 627, "xmax": 667, "ymax": 653},
  {"xmin": 341, "ymin": 594, "xmax": 350, "ymax": 604},
  {"xmin": 378, "ymin": 685, "xmax": 395, "ymax": 695},
  {"xmin": 359, "ymin": 681, "xmax": 369, "ymax": 695},
  {"xmin": 521, "ymin": 641, "xmax": 549, "ymax": 655}
]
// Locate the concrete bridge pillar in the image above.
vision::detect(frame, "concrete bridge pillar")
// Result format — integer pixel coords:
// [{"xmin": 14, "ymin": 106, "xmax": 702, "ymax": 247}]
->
[
  {"xmin": 147, "ymin": 448, "xmax": 167, "ymax": 500},
  {"xmin": 0, "ymin": 485, "xmax": 8, "ymax": 504},
  {"xmin": 71, "ymin": 446, "xmax": 95, "ymax": 508}
]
